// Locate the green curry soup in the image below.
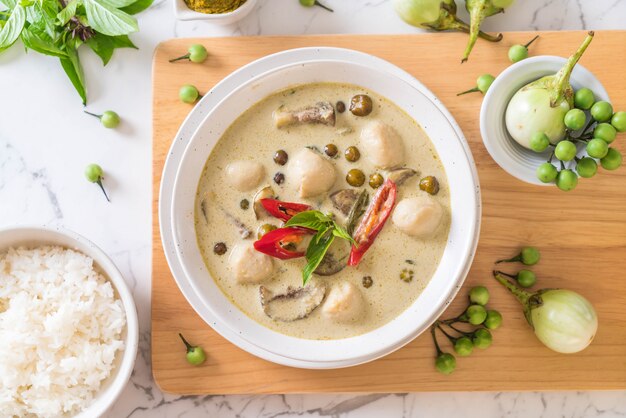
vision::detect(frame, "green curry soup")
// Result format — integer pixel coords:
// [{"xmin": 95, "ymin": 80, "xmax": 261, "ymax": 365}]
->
[{"xmin": 195, "ymin": 83, "xmax": 450, "ymax": 340}]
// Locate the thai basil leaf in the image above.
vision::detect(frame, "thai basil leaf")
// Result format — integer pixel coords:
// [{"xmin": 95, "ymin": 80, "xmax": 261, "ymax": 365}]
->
[
  {"xmin": 102, "ymin": 0, "xmax": 136, "ymax": 8},
  {"xmin": 20, "ymin": 27, "xmax": 67, "ymax": 57},
  {"xmin": 0, "ymin": 4, "xmax": 25, "ymax": 51},
  {"xmin": 285, "ymin": 210, "xmax": 330, "ymax": 232},
  {"xmin": 302, "ymin": 231, "xmax": 335, "ymax": 285},
  {"xmin": 57, "ymin": 0, "xmax": 79, "ymax": 25},
  {"xmin": 59, "ymin": 45, "xmax": 86, "ymax": 104},
  {"xmin": 86, "ymin": 32, "xmax": 135, "ymax": 65},
  {"xmin": 83, "ymin": 0, "xmax": 138, "ymax": 36},
  {"xmin": 0, "ymin": 0, "xmax": 16, "ymax": 8},
  {"xmin": 331, "ymin": 222, "xmax": 355, "ymax": 245},
  {"xmin": 119, "ymin": 0, "xmax": 153, "ymax": 15}
]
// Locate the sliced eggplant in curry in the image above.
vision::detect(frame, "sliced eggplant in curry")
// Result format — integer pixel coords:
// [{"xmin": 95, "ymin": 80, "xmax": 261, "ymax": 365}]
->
[{"xmin": 259, "ymin": 282, "xmax": 326, "ymax": 322}]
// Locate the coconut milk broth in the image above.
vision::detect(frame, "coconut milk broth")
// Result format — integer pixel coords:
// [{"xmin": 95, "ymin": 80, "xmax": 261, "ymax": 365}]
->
[{"xmin": 195, "ymin": 82, "xmax": 450, "ymax": 339}]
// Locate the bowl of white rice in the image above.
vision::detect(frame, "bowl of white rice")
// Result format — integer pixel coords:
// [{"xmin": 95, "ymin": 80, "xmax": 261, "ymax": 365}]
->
[{"xmin": 0, "ymin": 226, "xmax": 138, "ymax": 418}]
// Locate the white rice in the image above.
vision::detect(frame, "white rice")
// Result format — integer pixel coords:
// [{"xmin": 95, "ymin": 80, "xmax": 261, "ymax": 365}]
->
[{"xmin": 0, "ymin": 246, "xmax": 126, "ymax": 418}]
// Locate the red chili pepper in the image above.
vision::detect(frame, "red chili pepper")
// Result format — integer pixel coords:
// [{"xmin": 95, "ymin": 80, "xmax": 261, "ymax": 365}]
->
[
  {"xmin": 260, "ymin": 199, "xmax": 311, "ymax": 222},
  {"xmin": 253, "ymin": 226, "xmax": 314, "ymax": 259},
  {"xmin": 348, "ymin": 179, "xmax": 397, "ymax": 266}
]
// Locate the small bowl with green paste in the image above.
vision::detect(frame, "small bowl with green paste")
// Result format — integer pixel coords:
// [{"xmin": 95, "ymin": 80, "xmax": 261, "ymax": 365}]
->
[{"xmin": 174, "ymin": 0, "xmax": 257, "ymax": 23}]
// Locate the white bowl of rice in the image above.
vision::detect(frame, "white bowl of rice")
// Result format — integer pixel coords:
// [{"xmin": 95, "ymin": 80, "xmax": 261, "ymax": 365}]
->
[{"xmin": 0, "ymin": 226, "xmax": 138, "ymax": 418}]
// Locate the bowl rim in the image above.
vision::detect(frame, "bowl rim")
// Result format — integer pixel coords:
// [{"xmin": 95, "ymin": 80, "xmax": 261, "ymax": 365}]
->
[
  {"xmin": 0, "ymin": 224, "xmax": 139, "ymax": 417},
  {"xmin": 160, "ymin": 47, "xmax": 481, "ymax": 368},
  {"xmin": 480, "ymin": 55, "xmax": 610, "ymax": 186}
]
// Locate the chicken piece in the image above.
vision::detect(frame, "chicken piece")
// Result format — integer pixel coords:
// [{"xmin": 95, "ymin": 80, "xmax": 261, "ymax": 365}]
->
[
  {"xmin": 322, "ymin": 282, "xmax": 365, "ymax": 323},
  {"xmin": 229, "ymin": 243, "xmax": 274, "ymax": 284},
  {"xmin": 286, "ymin": 148, "xmax": 336, "ymax": 198},
  {"xmin": 360, "ymin": 121, "xmax": 405, "ymax": 169},
  {"xmin": 392, "ymin": 196, "xmax": 444, "ymax": 238},
  {"xmin": 273, "ymin": 101, "xmax": 336, "ymax": 128},
  {"xmin": 225, "ymin": 160, "xmax": 265, "ymax": 192}
]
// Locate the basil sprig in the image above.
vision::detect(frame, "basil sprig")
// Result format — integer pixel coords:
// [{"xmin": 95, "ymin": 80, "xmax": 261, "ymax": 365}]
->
[
  {"xmin": 0, "ymin": 0, "xmax": 152, "ymax": 104},
  {"xmin": 285, "ymin": 210, "xmax": 355, "ymax": 285}
]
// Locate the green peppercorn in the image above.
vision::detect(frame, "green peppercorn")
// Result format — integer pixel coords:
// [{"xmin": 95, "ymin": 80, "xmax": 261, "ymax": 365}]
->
[
  {"xmin": 400, "ymin": 268, "xmax": 414, "ymax": 282},
  {"xmin": 274, "ymin": 172, "xmax": 285, "ymax": 185},
  {"xmin": 346, "ymin": 169, "xmax": 365, "ymax": 187},
  {"xmin": 324, "ymin": 143, "xmax": 338, "ymax": 157},
  {"xmin": 369, "ymin": 173, "xmax": 384, "ymax": 189},
  {"xmin": 273, "ymin": 150, "xmax": 288, "ymax": 165},
  {"xmin": 362, "ymin": 276, "xmax": 373, "ymax": 288},
  {"xmin": 419, "ymin": 176, "xmax": 440, "ymax": 195},
  {"xmin": 257, "ymin": 224, "xmax": 277, "ymax": 239},
  {"xmin": 344, "ymin": 146, "xmax": 361, "ymax": 162},
  {"xmin": 349, "ymin": 94, "xmax": 373, "ymax": 117},
  {"xmin": 213, "ymin": 242, "xmax": 227, "ymax": 255},
  {"xmin": 336, "ymin": 101, "xmax": 346, "ymax": 113},
  {"xmin": 240, "ymin": 199, "xmax": 250, "ymax": 210}
]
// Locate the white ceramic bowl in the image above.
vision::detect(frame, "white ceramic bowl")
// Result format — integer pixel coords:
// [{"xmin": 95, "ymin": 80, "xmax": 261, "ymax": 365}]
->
[
  {"xmin": 480, "ymin": 56, "xmax": 609, "ymax": 185},
  {"xmin": 0, "ymin": 225, "xmax": 138, "ymax": 418},
  {"xmin": 174, "ymin": 0, "xmax": 257, "ymax": 23},
  {"xmin": 162, "ymin": 48, "xmax": 481, "ymax": 368}
]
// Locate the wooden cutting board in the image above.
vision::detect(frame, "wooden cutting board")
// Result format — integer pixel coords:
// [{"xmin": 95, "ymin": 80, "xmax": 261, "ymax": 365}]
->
[{"xmin": 152, "ymin": 31, "xmax": 626, "ymax": 394}]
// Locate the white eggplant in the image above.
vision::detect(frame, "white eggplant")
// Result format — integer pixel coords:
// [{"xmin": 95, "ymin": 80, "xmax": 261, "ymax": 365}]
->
[
  {"xmin": 494, "ymin": 271, "xmax": 597, "ymax": 353},
  {"xmin": 505, "ymin": 32, "xmax": 595, "ymax": 149},
  {"xmin": 393, "ymin": 0, "xmax": 504, "ymax": 63}
]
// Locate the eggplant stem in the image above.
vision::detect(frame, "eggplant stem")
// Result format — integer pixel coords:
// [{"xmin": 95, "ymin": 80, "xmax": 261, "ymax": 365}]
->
[
  {"xmin": 457, "ymin": 87, "xmax": 480, "ymax": 96},
  {"xmin": 462, "ymin": 0, "xmax": 503, "ymax": 62},
  {"xmin": 582, "ymin": 119, "xmax": 596, "ymax": 135},
  {"xmin": 497, "ymin": 270, "xmax": 518, "ymax": 280},
  {"xmin": 524, "ymin": 35, "xmax": 540, "ymax": 48},
  {"xmin": 179, "ymin": 333, "xmax": 193, "ymax": 352},
  {"xmin": 551, "ymin": 31, "xmax": 594, "ymax": 106},
  {"xmin": 84, "ymin": 110, "xmax": 101, "ymax": 119},
  {"xmin": 493, "ymin": 271, "xmax": 532, "ymax": 306},
  {"xmin": 169, "ymin": 53, "xmax": 190, "ymax": 63},
  {"xmin": 495, "ymin": 254, "xmax": 521, "ymax": 264},
  {"xmin": 436, "ymin": 323, "xmax": 458, "ymax": 342},
  {"xmin": 96, "ymin": 179, "xmax": 110, "ymax": 202},
  {"xmin": 447, "ymin": 323, "xmax": 473, "ymax": 337},
  {"xmin": 314, "ymin": 0, "xmax": 333, "ymax": 12},
  {"xmin": 430, "ymin": 324, "xmax": 443, "ymax": 355}
]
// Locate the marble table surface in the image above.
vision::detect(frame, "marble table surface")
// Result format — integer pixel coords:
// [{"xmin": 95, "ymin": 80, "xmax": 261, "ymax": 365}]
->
[{"xmin": 1, "ymin": 0, "xmax": 626, "ymax": 416}]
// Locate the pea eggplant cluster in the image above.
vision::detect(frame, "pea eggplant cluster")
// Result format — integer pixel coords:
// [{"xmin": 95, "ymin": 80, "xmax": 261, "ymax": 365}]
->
[{"xmin": 431, "ymin": 285, "xmax": 502, "ymax": 375}]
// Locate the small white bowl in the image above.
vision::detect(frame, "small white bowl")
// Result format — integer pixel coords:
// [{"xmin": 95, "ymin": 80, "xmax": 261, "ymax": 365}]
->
[
  {"xmin": 0, "ymin": 225, "xmax": 138, "ymax": 418},
  {"xmin": 480, "ymin": 56, "xmax": 609, "ymax": 185},
  {"xmin": 174, "ymin": 0, "xmax": 257, "ymax": 23}
]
